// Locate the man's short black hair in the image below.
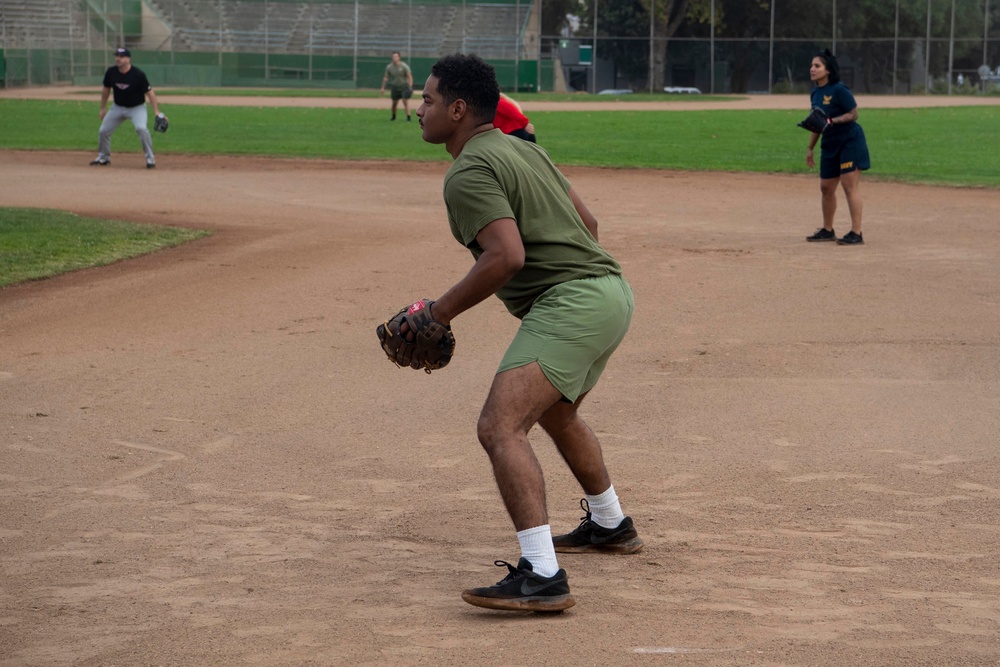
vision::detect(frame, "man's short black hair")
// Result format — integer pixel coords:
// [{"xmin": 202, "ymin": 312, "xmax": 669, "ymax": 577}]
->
[{"xmin": 431, "ymin": 54, "xmax": 500, "ymax": 125}]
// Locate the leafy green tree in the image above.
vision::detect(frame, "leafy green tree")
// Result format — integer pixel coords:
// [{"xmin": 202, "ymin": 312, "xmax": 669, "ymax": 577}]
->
[
  {"xmin": 541, "ymin": 0, "xmax": 586, "ymax": 37},
  {"xmin": 684, "ymin": 0, "xmax": 817, "ymax": 92},
  {"xmin": 831, "ymin": 0, "xmax": 991, "ymax": 91},
  {"xmin": 577, "ymin": 0, "xmax": 692, "ymax": 89}
]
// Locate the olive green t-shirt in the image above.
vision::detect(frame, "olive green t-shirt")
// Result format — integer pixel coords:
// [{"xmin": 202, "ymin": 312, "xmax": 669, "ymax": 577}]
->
[
  {"xmin": 384, "ymin": 62, "xmax": 411, "ymax": 88},
  {"xmin": 444, "ymin": 129, "xmax": 622, "ymax": 319}
]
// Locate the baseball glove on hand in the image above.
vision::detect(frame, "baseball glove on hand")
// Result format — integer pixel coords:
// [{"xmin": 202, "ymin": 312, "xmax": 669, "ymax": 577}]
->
[
  {"xmin": 797, "ymin": 106, "xmax": 831, "ymax": 134},
  {"xmin": 376, "ymin": 299, "xmax": 455, "ymax": 373},
  {"xmin": 153, "ymin": 113, "xmax": 169, "ymax": 133}
]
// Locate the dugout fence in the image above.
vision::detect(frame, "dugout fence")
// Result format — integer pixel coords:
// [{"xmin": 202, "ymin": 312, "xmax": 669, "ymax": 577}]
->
[{"xmin": 2, "ymin": 0, "xmax": 999, "ymax": 94}]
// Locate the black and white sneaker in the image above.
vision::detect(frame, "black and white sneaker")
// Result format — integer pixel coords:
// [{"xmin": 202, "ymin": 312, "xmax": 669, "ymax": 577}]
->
[
  {"xmin": 89, "ymin": 157, "xmax": 110, "ymax": 166},
  {"xmin": 552, "ymin": 499, "xmax": 644, "ymax": 554},
  {"xmin": 461, "ymin": 558, "xmax": 575, "ymax": 612},
  {"xmin": 806, "ymin": 227, "xmax": 836, "ymax": 242},
  {"xmin": 837, "ymin": 230, "xmax": 864, "ymax": 245}
]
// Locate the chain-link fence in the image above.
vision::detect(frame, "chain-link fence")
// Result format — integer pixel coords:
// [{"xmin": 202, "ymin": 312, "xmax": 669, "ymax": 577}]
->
[
  {"xmin": 1, "ymin": 0, "xmax": 539, "ymax": 88},
  {"xmin": 563, "ymin": 0, "xmax": 1000, "ymax": 95},
  {"xmin": 3, "ymin": 0, "xmax": 998, "ymax": 93}
]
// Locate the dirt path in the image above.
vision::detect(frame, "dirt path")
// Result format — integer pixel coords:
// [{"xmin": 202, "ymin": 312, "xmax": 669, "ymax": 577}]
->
[{"xmin": 1, "ymin": 116, "xmax": 999, "ymax": 665}]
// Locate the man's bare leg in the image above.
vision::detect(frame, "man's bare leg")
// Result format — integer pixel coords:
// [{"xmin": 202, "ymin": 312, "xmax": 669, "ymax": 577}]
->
[
  {"xmin": 539, "ymin": 394, "xmax": 643, "ymax": 554},
  {"xmin": 477, "ymin": 362, "xmax": 563, "ymax": 531},
  {"xmin": 461, "ymin": 361, "xmax": 577, "ymax": 610},
  {"xmin": 537, "ymin": 393, "xmax": 611, "ymax": 495}
]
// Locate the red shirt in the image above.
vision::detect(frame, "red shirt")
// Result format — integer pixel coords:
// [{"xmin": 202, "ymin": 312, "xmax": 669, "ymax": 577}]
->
[{"xmin": 493, "ymin": 95, "xmax": 529, "ymax": 135}]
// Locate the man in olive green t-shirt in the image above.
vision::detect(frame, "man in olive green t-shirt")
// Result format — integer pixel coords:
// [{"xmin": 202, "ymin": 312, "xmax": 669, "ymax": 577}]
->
[
  {"xmin": 413, "ymin": 54, "xmax": 643, "ymax": 613},
  {"xmin": 380, "ymin": 51, "xmax": 413, "ymax": 121}
]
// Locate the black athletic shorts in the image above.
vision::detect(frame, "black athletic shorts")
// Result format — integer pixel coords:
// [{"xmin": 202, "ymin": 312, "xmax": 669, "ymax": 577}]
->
[{"xmin": 820, "ymin": 123, "xmax": 870, "ymax": 179}]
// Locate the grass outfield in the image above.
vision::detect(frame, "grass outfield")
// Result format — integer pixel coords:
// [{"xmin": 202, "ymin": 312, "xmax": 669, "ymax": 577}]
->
[
  {"xmin": 0, "ymin": 208, "xmax": 211, "ymax": 288},
  {"xmin": 1, "ymin": 99, "xmax": 998, "ymax": 187}
]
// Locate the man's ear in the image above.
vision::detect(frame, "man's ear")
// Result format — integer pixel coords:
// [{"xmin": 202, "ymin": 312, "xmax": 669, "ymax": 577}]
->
[{"xmin": 450, "ymin": 98, "xmax": 468, "ymax": 121}]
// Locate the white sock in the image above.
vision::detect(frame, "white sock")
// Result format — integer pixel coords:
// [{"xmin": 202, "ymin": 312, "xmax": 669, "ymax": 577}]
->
[
  {"xmin": 517, "ymin": 525, "xmax": 560, "ymax": 578},
  {"xmin": 586, "ymin": 485, "xmax": 626, "ymax": 529}
]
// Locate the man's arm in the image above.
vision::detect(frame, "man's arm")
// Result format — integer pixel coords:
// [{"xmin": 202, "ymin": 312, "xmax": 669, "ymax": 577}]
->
[
  {"xmin": 430, "ymin": 218, "xmax": 524, "ymax": 325},
  {"xmin": 569, "ymin": 187, "xmax": 599, "ymax": 241},
  {"xmin": 99, "ymin": 87, "xmax": 111, "ymax": 119},
  {"xmin": 146, "ymin": 89, "xmax": 161, "ymax": 116}
]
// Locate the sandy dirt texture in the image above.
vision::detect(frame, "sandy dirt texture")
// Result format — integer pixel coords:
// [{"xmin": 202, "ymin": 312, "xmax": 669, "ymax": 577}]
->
[{"xmin": 1, "ymin": 97, "xmax": 1000, "ymax": 667}]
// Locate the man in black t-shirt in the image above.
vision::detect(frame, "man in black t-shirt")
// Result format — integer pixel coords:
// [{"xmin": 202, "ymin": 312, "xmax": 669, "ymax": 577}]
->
[{"xmin": 90, "ymin": 48, "xmax": 167, "ymax": 169}]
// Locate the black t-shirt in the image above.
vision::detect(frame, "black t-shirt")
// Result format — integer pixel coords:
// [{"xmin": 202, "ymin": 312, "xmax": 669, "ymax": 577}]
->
[{"xmin": 103, "ymin": 65, "xmax": 152, "ymax": 108}]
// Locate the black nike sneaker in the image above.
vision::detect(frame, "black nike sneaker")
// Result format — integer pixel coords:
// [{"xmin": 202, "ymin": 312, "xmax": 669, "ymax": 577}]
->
[
  {"xmin": 806, "ymin": 227, "xmax": 836, "ymax": 242},
  {"xmin": 836, "ymin": 230, "xmax": 864, "ymax": 245},
  {"xmin": 461, "ymin": 558, "xmax": 575, "ymax": 612},
  {"xmin": 552, "ymin": 499, "xmax": 644, "ymax": 554}
]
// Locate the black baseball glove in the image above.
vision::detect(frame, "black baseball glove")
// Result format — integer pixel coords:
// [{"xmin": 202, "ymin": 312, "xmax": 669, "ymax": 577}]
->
[
  {"xmin": 797, "ymin": 106, "xmax": 830, "ymax": 134},
  {"xmin": 153, "ymin": 113, "xmax": 169, "ymax": 133},
  {"xmin": 376, "ymin": 299, "xmax": 455, "ymax": 374}
]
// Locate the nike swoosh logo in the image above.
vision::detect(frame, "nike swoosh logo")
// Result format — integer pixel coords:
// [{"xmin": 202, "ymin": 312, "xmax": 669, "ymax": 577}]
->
[
  {"xmin": 590, "ymin": 531, "xmax": 620, "ymax": 543},
  {"xmin": 520, "ymin": 579, "xmax": 555, "ymax": 596}
]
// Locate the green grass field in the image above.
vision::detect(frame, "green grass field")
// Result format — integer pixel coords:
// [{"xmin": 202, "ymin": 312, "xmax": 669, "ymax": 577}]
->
[
  {"xmin": 0, "ymin": 208, "xmax": 210, "ymax": 288},
  {"xmin": 1, "ymin": 95, "xmax": 997, "ymax": 287},
  {"xmin": 1, "ymin": 99, "xmax": 998, "ymax": 187}
]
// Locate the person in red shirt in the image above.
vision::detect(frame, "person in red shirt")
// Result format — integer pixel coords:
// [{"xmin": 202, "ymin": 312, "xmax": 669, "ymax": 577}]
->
[{"xmin": 493, "ymin": 93, "xmax": 536, "ymax": 143}]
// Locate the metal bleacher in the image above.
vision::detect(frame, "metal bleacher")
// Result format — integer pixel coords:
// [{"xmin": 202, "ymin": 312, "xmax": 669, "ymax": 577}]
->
[
  {"xmin": 0, "ymin": 0, "xmax": 531, "ymax": 86},
  {"xmin": 0, "ymin": 0, "xmax": 94, "ymax": 47},
  {"xmin": 140, "ymin": 0, "xmax": 526, "ymax": 57}
]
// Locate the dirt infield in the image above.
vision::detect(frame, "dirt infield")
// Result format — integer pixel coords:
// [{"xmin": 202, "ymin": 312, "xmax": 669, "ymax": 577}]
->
[{"xmin": 2, "ymin": 95, "xmax": 1000, "ymax": 666}]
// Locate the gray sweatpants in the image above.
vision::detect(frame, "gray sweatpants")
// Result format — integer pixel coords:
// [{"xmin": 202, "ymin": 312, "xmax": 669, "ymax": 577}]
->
[{"xmin": 97, "ymin": 103, "xmax": 155, "ymax": 164}]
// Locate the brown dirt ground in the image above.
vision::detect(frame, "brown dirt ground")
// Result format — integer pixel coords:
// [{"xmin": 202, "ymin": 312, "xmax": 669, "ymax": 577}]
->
[{"xmin": 1, "ymin": 91, "xmax": 999, "ymax": 666}]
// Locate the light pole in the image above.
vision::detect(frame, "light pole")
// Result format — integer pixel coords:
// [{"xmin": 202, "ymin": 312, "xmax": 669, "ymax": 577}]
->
[
  {"xmin": 649, "ymin": 0, "xmax": 654, "ymax": 93},
  {"xmin": 591, "ymin": 0, "xmax": 598, "ymax": 93},
  {"xmin": 768, "ymin": 0, "xmax": 775, "ymax": 94},
  {"xmin": 948, "ymin": 0, "xmax": 955, "ymax": 94},
  {"xmin": 893, "ymin": 0, "xmax": 899, "ymax": 94},
  {"xmin": 925, "ymin": 0, "xmax": 932, "ymax": 93},
  {"xmin": 710, "ymin": 0, "xmax": 715, "ymax": 94}
]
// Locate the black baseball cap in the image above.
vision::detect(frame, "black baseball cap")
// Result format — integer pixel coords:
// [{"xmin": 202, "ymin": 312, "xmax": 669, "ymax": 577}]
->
[{"xmin": 115, "ymin": 48, "xmax": 131, "ymax": 57}]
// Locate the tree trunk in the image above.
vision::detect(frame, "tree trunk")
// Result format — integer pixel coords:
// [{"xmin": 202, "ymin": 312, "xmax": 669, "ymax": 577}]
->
[{"xmin": 647, "ymin": 0, "xmax": 691, "ymax": 90}]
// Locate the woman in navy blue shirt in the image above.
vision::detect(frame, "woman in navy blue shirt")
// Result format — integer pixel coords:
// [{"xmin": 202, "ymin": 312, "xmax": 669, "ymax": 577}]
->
[{"xmin": 804, "ymin": 49, "xmax": 869, "ymax": 245}]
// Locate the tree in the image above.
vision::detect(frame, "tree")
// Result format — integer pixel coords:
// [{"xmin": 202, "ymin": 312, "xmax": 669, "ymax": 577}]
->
[
  {"xmin": 683, "ymin": 0, "xmax": 816, "ymax": 93},
  {"xmin": 577, "ymin": 0, "xmax": 691, "ymax": 89},
  {"xmin": 646, "ymin": 0, "xmax": 694, "ymax": 89},
  {"xmin": 541, "ymin": 0, "xmax": 585, "ymax": 37}
]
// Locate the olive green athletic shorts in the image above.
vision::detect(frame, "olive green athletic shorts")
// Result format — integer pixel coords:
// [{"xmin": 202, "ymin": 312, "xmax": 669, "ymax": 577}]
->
[{"xmin": 497, "ymin": 273, "xmax": 633, "ymax": 403}]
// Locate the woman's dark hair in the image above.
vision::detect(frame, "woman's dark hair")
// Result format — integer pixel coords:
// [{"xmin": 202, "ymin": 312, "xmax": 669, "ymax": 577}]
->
[
  {"xmin": 814, "ymin": 49, "xmax": 841, "ymax": 85},
  {"xmin": 431, "ymin": 53, "xmax": 500, "ymax": 125}
]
